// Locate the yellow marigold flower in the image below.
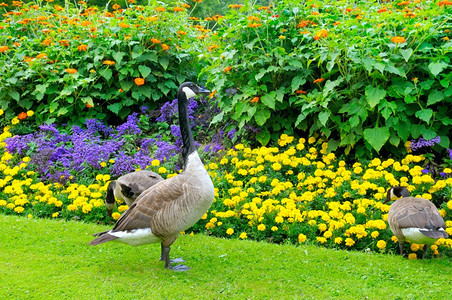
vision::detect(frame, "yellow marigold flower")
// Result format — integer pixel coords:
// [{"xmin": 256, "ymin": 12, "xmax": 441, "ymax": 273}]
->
[
  {"xmin": 151, "ymin": 159, "xmax": 160, "ymax": 167},
  {"xmin": 371, "ymin": 231, "xmax": 379, "ymax": 238},
  {"xmin": 205, "ymin": 222, "xmax": 215, "ymax": 229},
  {"xmin": 52, "ymin": 212, "xmax": 59, "ymax": 218},
  {"xmin": 158, "ymin": 167, "xmax": 167, "ymax": 174},
  {"xmin": 239, "ymin": 232, "xmax": 247, "ymax": 239},
  {"xmin": 316, "ymin": 237, "xmax": 327, "ymax": 244},
  {"xmin": 118, "ymin": 205, "xmax": 128, "ymax": 212},
  {"xmin": 408, "ymin": 253, "xmax": 417, "ymax": 260},
  {"xmin": 14, "ymin": 206, "xmax": 24, "ymax": 213},
  {"xmin": 376, "ymin": 240, "xmax": 386, "ymax": 249},
  {"xmin": 226, "ymin": 228, "xmax": 234, "ymax": 235},
  {"xmin": 345, "ymin": 238, "xmax": 355, "ymax": 247},
  {"xmin": 271, "ymin": 226, "xmax": 278, "ymax": 231},
  {"xmin": 272, "ymin": 162, "xmax": 282, "ymax": 171},
  {"xmin": 391, "ymin": 236, "xmax": 398, "ymax": 243},
  {"xmin": 318, "ymin": 223, "xmax": 327, "ymax": 232},
  {"xmin": 255, "ymin": 223, "xmax": 265, "ymax": 231},
  {"xmin": 100, "ymin": 162, "xmax": 107, "ymax": 168},
  {"xmin": 298, "ymin": 233, "xmax": 307, "ymax": 243},
  {"xmin": 26, "ymin": 110, "xmax": 34, "ymax": 117},
  {"xmin": 112, "ymin": 212, "xmax": 121, "ymax": 220},
  {"xmin": 323, "ymin": 230, "xmax": 332, "ymax": 238},
  {"xmin": 334, "ymin": 237, "xmax": 342, "ymax": 244}
]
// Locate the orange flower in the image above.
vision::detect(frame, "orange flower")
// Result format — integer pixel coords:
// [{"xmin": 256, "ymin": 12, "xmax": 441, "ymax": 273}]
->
[
  {"xmin": 36, "ymin": 53, "xmax": 47, "ymax": 59},
  {"xmin": 103, "ymin": 60, "xmax": 115, "ymax": 65},
  {"xmin": 229, "ymin": 4, "xmax": 243, "ymax": 9},
  {"xmin": 155, "ymin": 7, "xmax": 166, "ymax": 12},
  {"xmin": 296, "ymin": 90, "xmax": 307, "ymax": 94},
  {"xmin": 251, "ymin": 96, "xmax": 260, "ymax": 103},
  {"xmin": 173, "ymin": 7, "xmax": 184, "ymax": 12},
  {"xmin": 86, "ymin": 102, "xmax": 93, "ymax": 108},
  {"xmin": 18, "ymin": 112, "xmax": 27, "ymax": 120},
  {"xmin": 313, "ymin": 78, "xmax": 324, "ymax": 84},
  {"xmin": 314, "ymin": 29, "xmax": 328, "ymax": 40},
  {"xmin": 391, "ymin": 36, "xmax": 406, "ymax": 44},
  {"xmin": 161, "ymin": 44, "xmax": 170, "ymax": 51},
  {"xmin": 112, "ymin": 4, "xmax": 120, "ymax": 10},
  {"xmin": 77, "ymin": 44, "xmax": 88, "ymax": 51},
  {"xmin": 151, "ymin": 38, "xmax": 161, "ymax": 44},
  {"xmin": 59, "ymin": 40, "xmax": 70, "ymax": 47},
  {"xmin": 65, "ymin": 68, "xmax": 77, "ymax": 74},
  {"xmin": 0, "ymin": 46, "xmax": 8, "ymax": 52},
  {"xmin": 134, "ymin": 78, "xmax": 145, "ymax": 86},
  {"xmin": 248, "ymin": 23, "xmax": 262, "ymax": 28},
  {"xmin": 223, "ymin": 66, "xmax": 232, "ymax": 73},
  {"xmin": 118, "ymin": 22, "xmax": 130, "ymax": 28},
  {"xmin": 209, "ymin": 90, "xmax": 217, "ymax": 99},
  {"xmin": 443, "ymin": 37, "xmax": 450, "ymax": 42}
]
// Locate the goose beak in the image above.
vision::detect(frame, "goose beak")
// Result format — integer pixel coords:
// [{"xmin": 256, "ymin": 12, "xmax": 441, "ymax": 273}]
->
[{"xmin": 197, "ymin": 86, "xmax": 211, "ymax": 95}]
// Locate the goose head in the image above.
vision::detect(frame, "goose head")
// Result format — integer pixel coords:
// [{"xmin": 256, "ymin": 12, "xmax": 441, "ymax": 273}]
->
[
  {"xmin": 178, "ymin": 82, "xmax": 210, "ymax": 100},
  {"xmin": 105, "ymin": 180, "xmax": 117, "ymax": 217},
  {"xmin": 384, "ymin": 186, "xmax": 410, "ymax": 203}
]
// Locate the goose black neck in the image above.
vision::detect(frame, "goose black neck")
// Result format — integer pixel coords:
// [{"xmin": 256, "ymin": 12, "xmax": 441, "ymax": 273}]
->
[{"xmin": 178, "ymin": 91, "xmax": 196, "ymax": 166}]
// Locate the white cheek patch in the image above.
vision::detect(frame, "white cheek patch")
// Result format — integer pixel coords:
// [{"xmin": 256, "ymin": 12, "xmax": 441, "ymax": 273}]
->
[{"xmin": 182, "ymin": 87, "xmax": 196, "ymax": 99}]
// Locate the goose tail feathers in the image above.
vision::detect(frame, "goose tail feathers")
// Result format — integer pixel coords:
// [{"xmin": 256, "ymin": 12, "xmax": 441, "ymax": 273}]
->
[
  {"xmin": 89, "ymin": 232, "xmax": 118, "ymax": 246},
  {"xmin": 420, "ymin": 229, "xmax": 449, "ymax": 239}
]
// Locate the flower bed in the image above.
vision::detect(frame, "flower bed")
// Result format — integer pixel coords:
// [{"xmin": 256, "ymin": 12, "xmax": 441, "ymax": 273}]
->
[{"xmin": 1, "ymin": 118, "xmax": 451, "ymax": 259}]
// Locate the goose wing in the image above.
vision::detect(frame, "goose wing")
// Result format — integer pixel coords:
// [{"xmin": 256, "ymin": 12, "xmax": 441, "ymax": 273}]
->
[
  {"xmin": 392, "ymin": 198, "xmax": 446, "ymax": 230},
  {"xmin": 110, "ymin": 175, "xmax": 187, "ymax": 233},
  {"xmin": 117, "ymin": 170, "xmax": 163, "ymax": 199}
]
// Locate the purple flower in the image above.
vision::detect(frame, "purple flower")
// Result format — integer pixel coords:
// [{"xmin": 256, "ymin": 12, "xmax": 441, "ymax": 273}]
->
[{"xmin": 410, "ymin": 136, "xmax": 441, "ymax": 152}]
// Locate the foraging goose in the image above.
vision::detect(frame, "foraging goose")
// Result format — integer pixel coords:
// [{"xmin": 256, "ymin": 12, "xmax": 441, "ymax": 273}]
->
[
  {"xmin": 385, "ymin": 186, "xmax": 449, "ymax": 258},
  {"xmin": 104, "ymin": 170, "xmax": 163, "ymax": 217},
  {"xmin": 90, "ymin": 82, "xmax": 214, "ymax": 271}
]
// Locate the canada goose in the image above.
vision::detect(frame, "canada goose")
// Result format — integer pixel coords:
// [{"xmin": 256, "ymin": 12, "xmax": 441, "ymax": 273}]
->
[
  {"xmin": 385, "ymin": 186, "xmax": 449, "ymax": 258},
  {"xmin": 90, "ymin": 82, "xmax": 214, "ymax": 271},
  {"xmin": 105, "ymin": 170, "xmax": 163, "ymax": 217}
]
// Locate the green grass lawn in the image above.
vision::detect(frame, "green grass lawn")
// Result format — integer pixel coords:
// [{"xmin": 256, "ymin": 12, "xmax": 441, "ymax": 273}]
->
[{"xmin": 1, "ymin": 215, "xmax": 451, "ymax": 299}]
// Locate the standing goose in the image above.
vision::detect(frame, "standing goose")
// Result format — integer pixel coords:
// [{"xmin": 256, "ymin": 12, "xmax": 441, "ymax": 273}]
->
[
  {"xmin": 385, "ymin": 186, "xmax": 449, "ymax": 258},
  {"xmin": 104, "ymin": 170, "xmax": 163, "ymax": 217},
  {"xmin": 90, "ymin": 82, "xmax": 214, "ymax": 271}
]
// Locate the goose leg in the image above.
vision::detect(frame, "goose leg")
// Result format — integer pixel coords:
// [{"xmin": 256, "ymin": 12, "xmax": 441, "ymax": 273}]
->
[
  {"xmin": 398, "ymin": 242, "xmax": 404, "ymax": 256},
  {"xmin": 161, "ymin": 244, "xmax": 190, "ymax": 271},
  {"xmin": 421, "ymin": 244, "xmax": 428, "ymax": 259}
]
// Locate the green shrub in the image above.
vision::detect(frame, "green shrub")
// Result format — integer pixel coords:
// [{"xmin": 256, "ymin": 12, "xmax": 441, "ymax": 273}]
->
[
  {"xmin": 204, "ymin": 1, "xmax": 452, "ymax": 157},
  {"xmin": 0, "ymin": 1, "xmax": 207, "ymax": 125}
]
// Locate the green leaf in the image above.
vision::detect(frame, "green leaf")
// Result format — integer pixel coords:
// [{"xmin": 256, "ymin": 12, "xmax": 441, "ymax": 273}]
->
[
  {"xmin": 261, "ymin": 93, "xmax": 275, "ymax": 109},
  {"xmin": 415, "ymin": 109, "xmax": 433, "ymax": 123},
  {"xmin": 428, "ymin": 61, "xmax": 447, "ymax": 77},
  {"xmin": 10, "ymin": 91, "xmax": 20, "ymax": 101},
  {"xmin": 318, "ymin": 111, "xmax": 330, "ymax": 126},
  {"xmin": 255, "ymin": 68, "xmax": 267, "ymax": 81},
  {"xmin": 421, "ymin": 128, "xmax": 437, "ymax": 140},
  {"xmin": 256, "ymin": 129, "xmax": 271, "ymax": 146},
  {"xmin": 120, "ymin": 81, "xmax": 133, "ymax": 92},
  {"xmin": 159, "ymin": 57, "xmax": 169, "ymax": 70},
  {"xmin": 363, "ymin": 127, "xmax": 389, "ymax": 152},
  {"xmin": 112, "ymin": 52, "xmax": 125, "ymax": 64},
  {"xmin": 35, "ymin": 83, "xmax": 48, "ymax": 94},
  {"xmin": 291, "ymin": 75, "xmax": 306, "ymax": 92},
  {"xmin": 365, "ymin": 85, "xmax": 386, "ymax": 109},
  {"xmin": 400, "ymin": 49, "xmax": 413, "ymax": 62},
  {"xmin": 107, "ymin": 102, "xmax": 123, "ymax": 115},
  {"xmin": 57, "ymin": 107, "xmax": 68, "ymax": 116},
  {"xmin": 211, "ymin": 111, "xmax": 224, "ymax": 124},
  {"xmin": 102, "ymin": 69, "xmax": 112, "ymax": 81},
  {"xmin": 254, "ymin": 108, "xmax": 271, "ymax": 126},
  {"xmin": 138, "ymin": 65, "xmax": 152, "ymax": 79},
  {"xmin": 426, "ymin": 90, "xmax": 444, "ymax": 106}
]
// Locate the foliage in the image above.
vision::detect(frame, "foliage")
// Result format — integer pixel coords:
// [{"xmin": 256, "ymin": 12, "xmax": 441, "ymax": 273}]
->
[
  {"xmin": 0, "ymin": 1, "xmax": 208, "ymax": 125},
  {"xmin": 204, "ymin": 0, "xmax": 452, "ymax": 156}
]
